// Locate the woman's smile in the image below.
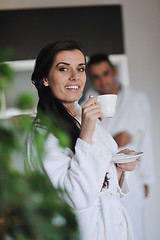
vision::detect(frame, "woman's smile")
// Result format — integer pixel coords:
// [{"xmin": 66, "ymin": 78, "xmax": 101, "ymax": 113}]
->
[
  {"xmin": 65, "ymin": 84, "xmax": 80, "ymax": 92},
  {"xmin": 43, "ymin": 49, "xmax": 86, "ymax": 112}
]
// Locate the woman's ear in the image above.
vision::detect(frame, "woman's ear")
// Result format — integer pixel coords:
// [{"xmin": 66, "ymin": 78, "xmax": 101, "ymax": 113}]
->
[{"xmin": 43, "ymin": 77, "xmax": 49, "ymax": 86}]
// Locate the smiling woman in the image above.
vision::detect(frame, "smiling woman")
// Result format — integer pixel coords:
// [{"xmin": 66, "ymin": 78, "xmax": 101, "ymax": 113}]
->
[
  {"xmin": 30, "ymin": 40, "xmax": 86, "ymax": 150},
  {"xmin": 25, "ymin": 39, "xmax": 140, "ymax": 240},
  {"xmin": 43, "ymin": 49, "xmax": 86, "ymax": 114}
]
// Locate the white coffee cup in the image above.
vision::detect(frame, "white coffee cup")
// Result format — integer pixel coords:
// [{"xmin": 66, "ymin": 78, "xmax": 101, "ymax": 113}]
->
[{"xmin": 97, "ymin": 94, "xmax": 117, "ymax": 118}]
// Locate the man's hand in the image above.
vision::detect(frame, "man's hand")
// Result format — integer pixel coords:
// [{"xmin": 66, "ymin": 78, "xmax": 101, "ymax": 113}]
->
[
  {"xmin": 113, "ymin": 131, "xmax": 131, "ymax": 147},
  {"xmin": 144, "ymin": 185, "xmax": 149, "ymax": 197}
]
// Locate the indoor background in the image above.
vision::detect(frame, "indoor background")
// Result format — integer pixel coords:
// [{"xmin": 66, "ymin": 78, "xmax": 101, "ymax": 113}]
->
[{"xmin": 0, "ymin": 0, "xmax": 160, "ymax": 239}]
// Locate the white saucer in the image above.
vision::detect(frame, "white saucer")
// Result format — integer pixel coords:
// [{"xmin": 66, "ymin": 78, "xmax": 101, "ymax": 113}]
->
[{"xmin": 112, "ymin": 151, "xmax": 143, "ymax": 164}]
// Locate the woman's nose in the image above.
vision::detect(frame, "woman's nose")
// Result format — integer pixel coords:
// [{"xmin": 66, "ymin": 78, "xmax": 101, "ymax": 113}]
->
[{"xmin": 69, "ymin": 70, "xmax": 79, "ymax": 81}]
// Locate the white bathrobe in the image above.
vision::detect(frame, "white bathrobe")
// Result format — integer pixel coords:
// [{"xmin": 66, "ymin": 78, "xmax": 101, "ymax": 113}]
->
[
  {"xmin": 25, "ymin": 103, "xmax": 134, "ymax": 240},
  {"xmin": 82, "ymin": 87, "xmax": 155, "ymax": 240}
]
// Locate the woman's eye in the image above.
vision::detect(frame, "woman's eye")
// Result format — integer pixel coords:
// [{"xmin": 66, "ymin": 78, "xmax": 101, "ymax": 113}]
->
[
  {"xmin": 78, "ymin": 68, "xmax": 85, "ymax": 72},
  {"xmin": 59, "ymin": 67, "xmax": 68, "ymax": 72}
]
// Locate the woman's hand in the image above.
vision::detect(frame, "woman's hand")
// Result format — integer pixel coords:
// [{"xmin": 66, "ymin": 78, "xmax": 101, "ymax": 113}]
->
[
  {"xmin": 80, "ymin": 96, "xmax": 103, "ymax": 144},
  {"xmin": 116, "ymin": 148, "xmax": 141, "ymax": 183},
  {"xmin": 116, "ymin": 148, "xmax": 141, "ymax": 172}
]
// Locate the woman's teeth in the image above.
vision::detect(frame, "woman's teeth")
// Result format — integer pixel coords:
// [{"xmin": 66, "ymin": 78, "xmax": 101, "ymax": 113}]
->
[{"xmin": 66, "ymin": 86, "xmax": 79, "ymax": 89}]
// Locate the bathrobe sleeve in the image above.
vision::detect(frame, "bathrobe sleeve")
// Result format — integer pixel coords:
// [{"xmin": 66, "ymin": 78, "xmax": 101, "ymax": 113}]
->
[
  {"xmin": 117, "ymin": 173, "xmax": 130, "ymax": 198},
  {"xmin": 43, "ymin": 126, "xmax": 114, "ymax": 210},
  {"xmin": 93, "ymin": 122, "xmax": 130, "ymax": 198}
]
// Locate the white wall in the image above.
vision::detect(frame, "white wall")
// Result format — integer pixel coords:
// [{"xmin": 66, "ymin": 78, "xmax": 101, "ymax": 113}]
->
[{"xmin": 1, "ymin": 0, "xmax": 160, "ymax": 239}]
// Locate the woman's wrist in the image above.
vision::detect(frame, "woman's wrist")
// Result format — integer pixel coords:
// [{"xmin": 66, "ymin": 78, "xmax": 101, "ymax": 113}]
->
[
  {"xmin": 116, "ymin": 165, "xmax": 125, "ymax": 185},
  {"xmin": 79, "ymin": 126, "xmax": 93, "ymax": 145},
  {"xmin": 79, "ymin": 133, "xmax": 92, "ymax": 145}
]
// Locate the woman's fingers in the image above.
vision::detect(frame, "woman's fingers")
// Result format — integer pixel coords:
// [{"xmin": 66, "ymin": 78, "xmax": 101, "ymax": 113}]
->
[
  {"xmin": 118, "ymin": 148, "xmax": 141, "ymax": 163},
  {"xmin": 118, "ymin": 148, "xmax": 134, "ymax": 155},
  {"xmin": 82, "ymin": 96, "xmax": 103, "ymax": 120},
  {"xmin": 89, "ymin": 94, "xmax": 94, "ymax": 99},
  {"xmin": 117, "ymin": 161, "xmax": 137, "ymax": 171},
  {"xmin": 117, "ymin": 148, "xmax": 141, "ymax": 171},
  {"xmin": 137, "ymin": 157, "xmax": 141, "ymax": 161},
  {"xmin": 84, "ymin": 107, "xmax": 103, "ymax": 121},
  {"xmin": 83, "ymin": 102, "xmax": 101, "ymax": 113},
  {"xmin": 80, "ymin": 96, "xmax": 103, "ymax": 144},
  {"xmin": 82, "ymin": 96, "xmax": 98, "ymax": 108}
]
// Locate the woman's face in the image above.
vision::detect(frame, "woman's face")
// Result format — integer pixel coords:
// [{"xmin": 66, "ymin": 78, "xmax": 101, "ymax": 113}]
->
[{"xmin": 44, "ymin": 50, "xmax": 86, "ymax": 108}]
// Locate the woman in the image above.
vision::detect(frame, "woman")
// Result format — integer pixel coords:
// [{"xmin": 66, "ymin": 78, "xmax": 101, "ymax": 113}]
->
[{"xmin": 25, "ymin": 40, "xmax": 139, "ymax": 240}]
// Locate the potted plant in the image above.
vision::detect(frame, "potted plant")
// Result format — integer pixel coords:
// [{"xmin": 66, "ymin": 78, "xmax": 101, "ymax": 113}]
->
[{"xmin": 0, "ymin": 52, "xmax": 79, "ymax": 240}]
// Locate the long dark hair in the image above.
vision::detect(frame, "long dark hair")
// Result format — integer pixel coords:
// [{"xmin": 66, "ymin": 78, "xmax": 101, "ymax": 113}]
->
[{"xmin": 31, "ymin": 40, "xmax": 86, "ymax": 151}]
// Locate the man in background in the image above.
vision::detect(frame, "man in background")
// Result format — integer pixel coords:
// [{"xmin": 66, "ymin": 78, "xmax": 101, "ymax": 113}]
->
[{"xmin": 84, "ymin": 53, "xmax": 155, "ymax": 240}]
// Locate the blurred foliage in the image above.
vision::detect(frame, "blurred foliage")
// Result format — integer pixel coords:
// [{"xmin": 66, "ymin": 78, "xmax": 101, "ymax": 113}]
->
[
  {"xmin": 0, "ymin": 51, "xmax": 79, "ymax": 240},
  {"xmin": 0, "ymin": 48, "xmax": 15, "ymax": 62},
  {"xmin": 0, "ymin": 49, "xmax": 14, "ymax": 91},
  {"xmin": 0, "ymin": 161, "xmax": 79, "ymax": 240},
  {"xmin": 15, "ymin": 93, "xmax": 36, "ymax": 110},
  {"xmin": 0, "ymin": 63, "xmax": 14, "ymax": 91}
]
